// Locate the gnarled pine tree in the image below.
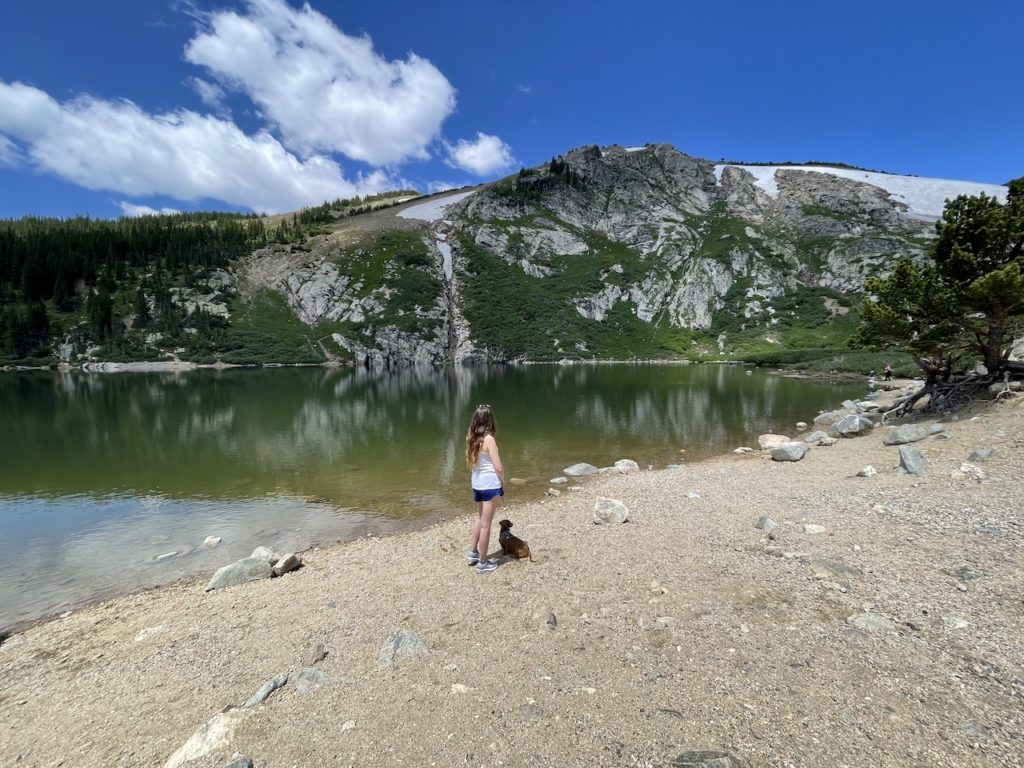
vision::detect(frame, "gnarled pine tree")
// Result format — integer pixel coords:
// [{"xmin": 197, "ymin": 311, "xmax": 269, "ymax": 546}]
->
[{"xmin": 854, "ymin": 177, "xmax": 1024, "ymax": 417}]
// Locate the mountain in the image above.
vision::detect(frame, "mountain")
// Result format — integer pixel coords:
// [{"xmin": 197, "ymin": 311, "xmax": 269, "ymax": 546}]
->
[
  {"xmin": 236, "ymin": 143, "xmax": 1007, "ymax": 365},
  {"xmin": 0, "ymin": 145, "xmax": 1010, "ymax": 367}
]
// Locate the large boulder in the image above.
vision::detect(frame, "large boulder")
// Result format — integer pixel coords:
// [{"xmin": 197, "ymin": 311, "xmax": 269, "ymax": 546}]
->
[
  {"xmin": 563, "ymin": 462, "xmax": 599, "ymax": 477},
  {"xmin": 757, "ymin": 434, "xmax": 790, "ymax": 450},
  {"xmin": 205, "ymin": 556, "xmax": 273, "ymax": 592},
  {"xmin": 771, "ymin": 442, "xmax": 809, "ymax": 462},
  {"xmin": 828, "ymin": 414, "xmax": 875, "ymax": 438},
  {"xmin": 813, "ymin": 409, "xmax": 850, "ymax": 428},
  {"xmin": 882, "ymin": 423, "xmax": 943, "ymax": 445},
  {"xmin": 593, "ymin": 497, "xmax": 630, "ymax": 524}
]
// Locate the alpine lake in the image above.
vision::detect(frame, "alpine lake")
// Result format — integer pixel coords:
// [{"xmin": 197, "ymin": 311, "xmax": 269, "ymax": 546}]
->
[{"xmin": 0, "ymin": 363, "xmax": 867, "ymax": 632}]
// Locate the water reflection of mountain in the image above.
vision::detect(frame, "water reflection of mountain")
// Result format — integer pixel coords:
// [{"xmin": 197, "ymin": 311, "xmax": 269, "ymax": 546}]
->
[{"xmin": 0, "ymin": 366, "xmax": 864, "ymax": 509}]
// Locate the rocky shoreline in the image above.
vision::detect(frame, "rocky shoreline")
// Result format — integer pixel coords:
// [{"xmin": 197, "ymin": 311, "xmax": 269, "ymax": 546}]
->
[{"xmin": 1, "ymin": 386, "xmax": 1021, "ymax": 767}]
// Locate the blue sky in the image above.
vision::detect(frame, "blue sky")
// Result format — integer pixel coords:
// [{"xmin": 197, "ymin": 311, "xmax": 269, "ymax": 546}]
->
[{"xmin": 0, "ymin": 0, "xmax": 1020, "ymax": 219}]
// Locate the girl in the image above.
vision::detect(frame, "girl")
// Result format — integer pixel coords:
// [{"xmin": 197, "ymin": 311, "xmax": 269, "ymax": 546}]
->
[{"xmin": 466, "ymin": 404, "xmax": 505, "ymax": 574}]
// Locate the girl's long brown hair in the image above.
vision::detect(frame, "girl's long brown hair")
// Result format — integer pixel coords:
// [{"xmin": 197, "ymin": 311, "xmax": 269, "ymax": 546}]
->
[{"xmin": 466, "ymin": 405, "xmax": 497, "ymax": 468}]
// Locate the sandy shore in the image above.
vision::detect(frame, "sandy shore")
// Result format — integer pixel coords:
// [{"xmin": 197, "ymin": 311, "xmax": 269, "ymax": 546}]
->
[{"xmin": 1, "ymin": 392, "xmax": 1022, "ymax": 768}]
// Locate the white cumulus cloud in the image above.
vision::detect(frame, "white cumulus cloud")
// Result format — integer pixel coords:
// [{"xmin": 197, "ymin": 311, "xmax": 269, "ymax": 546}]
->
[
  {"xmin": 0, "ymin": 81, "xmax": 391, "ymax": 213},
  {"xmin": 444, "ymin": 133, "xmax": 516, "ymax": 176},
  {"xmin": 184, "ymin": 0, "xmax": 456, "ymax": 166}
]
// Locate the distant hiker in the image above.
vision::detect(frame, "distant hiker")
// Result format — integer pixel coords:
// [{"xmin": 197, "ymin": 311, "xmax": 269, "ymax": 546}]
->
[
  {"xmin": 465, "ymin": 404, "xmax": 504, "ymax": 575},
  {"xmin": 884, "ymin": 363, "xmax": 893, "ymax": 381}
]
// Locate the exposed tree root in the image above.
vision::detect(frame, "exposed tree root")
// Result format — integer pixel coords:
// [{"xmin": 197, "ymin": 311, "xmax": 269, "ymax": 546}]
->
[{"xmin": 881, "ymin": 372, "xmax": 1020, "ymax": 422}]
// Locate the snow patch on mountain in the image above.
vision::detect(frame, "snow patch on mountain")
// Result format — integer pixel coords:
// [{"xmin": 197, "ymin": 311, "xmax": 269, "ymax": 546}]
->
[
  {"xmin": 713, "ymin": 164, "xmax": 1008, "ymax": 220},
  {"xmin": 397, "ymin": 190, "xmax": 476, "ymax": 221}
]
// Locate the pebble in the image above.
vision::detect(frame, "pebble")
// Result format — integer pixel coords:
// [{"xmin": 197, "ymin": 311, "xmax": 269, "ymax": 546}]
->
[
  {"xmin": 803, "ymin": 524, "xmax": 826, "ymax": 535},
  {"xmin": 856, "ymin": 465, "xmax": 877, "ymax": 477},
  {"xmin": 550, "ymin": 476, "xmax": 569, "ymax": 485},
  {"xmin": 545, "ymin": 488, "xmax": 561, "ymax": 497}
]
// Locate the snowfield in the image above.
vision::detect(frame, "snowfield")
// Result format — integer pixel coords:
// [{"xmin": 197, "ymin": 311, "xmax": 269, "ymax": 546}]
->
[
  {"xmin": 396, "ymin": 190, "xmax": 476, "ymax": 221},
  {"xmin": 713, "ymin": 164, "xmax": 1008, "ymax": 220}
]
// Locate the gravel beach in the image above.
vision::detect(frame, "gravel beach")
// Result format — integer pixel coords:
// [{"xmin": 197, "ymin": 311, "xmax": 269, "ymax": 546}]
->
[{"xmin": 2, "ymin": 391, "xmax": 1022, "ymax": 768}]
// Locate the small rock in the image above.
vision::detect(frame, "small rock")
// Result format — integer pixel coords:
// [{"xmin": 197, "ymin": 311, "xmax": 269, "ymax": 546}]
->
[
  {"xmin": 155, "ymin": 551, "xmax": 179, "ymax": 561},
  {"xmin": 134, "ymin": 625, "xmax": 166, "ymax": 643},
  {"xmin": 593, "ymin": 497, "xmax": 629, "ymax": 525},
  {"xmin": 294, "ymin": 667, "xmax": 329, "ymax": 694},
  {"xmin": 613, "ymin": 459, "xmax": 639, "ymax": 473},
  {"xmin": 846, "ymin": 613, "xmax": 896, "ymax": 633},
  {"xmin": 271, "ymin": 553, "xmax": 301, "ymax": 576},
  {"xmin": 563, "ymin": 463, "xmax": 599, "ymax": 477},
  {"xmin": 810, "ymin": 558, "xmax": 862, "ymax": 583},
  {"xmin": 733, "ymin": 446, "xmax": 753, "ymax": 454},
  {"xmin": 961, "ymin": 722, "xmax": 992, "ymax": 741},
  {"xmin": 243, "ymin": 673, "xmax": 288, "ymax": 708},
  {"xmin": 545, "ymin": 612, "xmax": 558, "ymax": 630},
  {"xmin": 509, "ymin": 477, "xmax": 528, "ymax": 485},
  {"xmin": 223, "ymin": 758, "xmax": 253, "ymax": 768},
  {"xmin": 304, "ymin": 642, "xmax": 327, "ymax": 666},
  {"xmin": 757, "ymin": 434, "xmax": 790, "ymax": 450},
  {"xmin": 904, "ymin": 620, "xmax": 924, "ymax": 631},
  {"xmin": 817, "ymin": 437, "xmax": 838, "ymax": 447},
  {"xmin": 378, "ymin": 629, "xmax": 428, "ymax": 667},
  {"xmin": 754, "ymin": 515, "xmax": 776, "ymax": 533},
  {"xmin": 895, "ymin": 444, "xmax": 927, "ymax": 476},
  {"xmin": 522, "ymin": 703, "xmax": 544, "ymax": 720},
  {"xmin": 804, "ymin": 430, "xmax": 830, "ymax": 445},
  {"xmin": 545, "ymin": 488, "xmax": 561, "ymax": 497},
  {"xmin": 856, "ymin": 465, "xmax": 877, "ymax": 477},
  {"xmin": 450, "ymin": 683, "xmax": 468, "ymax": 695},
  {"xmin": 550, "ymin": 476, "xmax": 569, "ymax": 485},
  {"xmin": 952, "ymin": 565, "xmax": 983, "ymax": 582},
  {"xmin": 686, "ymin": 490, "xmax": 701, "ymax": 499},
  {"xmin": 943, "ymin": 616, "xmax": 970, "ymax": 630},
  {"xmin": 671, "ymin": 751, "xmax": 741, "ymax": 768},
  {"xmin": 795, "ymin": 421, "xmax": 807, "ymax": 430},
  {"xmin": 341, "ymin": 720, "xmax": 355, "ymax": 731},
  {"xmin": 201, "ymin": 536, "xmax": 222, "ymax": 549},
  {"xmin": 771, "ymin": 442, "xmax": 808, "ymax": 462},
  {"xmin": 951, "ymin": 462, "xmax": 985, "ymax": 482},
  {"xmin": 967, "ymin": 447, "xmax": 996, "ymax": 462},
  {"xmin": 803, "ymin": 524, "xmax": 826, "ymax": 535},
  {"xmin": 163, "ymin": 710, "xmax": 248, "ymax": 768}
]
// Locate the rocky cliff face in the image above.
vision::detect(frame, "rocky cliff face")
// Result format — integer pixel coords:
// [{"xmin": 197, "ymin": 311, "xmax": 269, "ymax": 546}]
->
[{"xmin": 238, "ymin": 144, "xmax": 1004, "ymax": 364}]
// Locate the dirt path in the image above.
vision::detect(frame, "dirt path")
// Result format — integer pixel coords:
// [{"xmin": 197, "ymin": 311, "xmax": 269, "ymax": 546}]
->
[{"xmin": 1, "ymin": 398, "xmax": 1022, "ymax": 768}]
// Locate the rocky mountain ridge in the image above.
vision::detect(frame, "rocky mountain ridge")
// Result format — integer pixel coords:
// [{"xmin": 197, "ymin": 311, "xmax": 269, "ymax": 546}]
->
[
  {"xmin": 38, "ymin": 144, "xmax": 1009, "ymax": 368},
  {"xmin": 238, "ymin": 143, "xmax": 1002, "ymax": 366}
]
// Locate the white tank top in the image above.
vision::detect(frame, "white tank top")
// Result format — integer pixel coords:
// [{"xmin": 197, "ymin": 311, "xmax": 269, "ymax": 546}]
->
[{"xmin": 471, "ymin": 449, "xmax": 502, "ymax": 490}]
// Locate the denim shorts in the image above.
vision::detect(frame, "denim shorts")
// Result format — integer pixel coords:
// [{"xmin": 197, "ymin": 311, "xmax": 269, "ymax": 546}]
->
[{"xmin": 473, "ymin": 487, "xmax": 504, "ymax": 502}]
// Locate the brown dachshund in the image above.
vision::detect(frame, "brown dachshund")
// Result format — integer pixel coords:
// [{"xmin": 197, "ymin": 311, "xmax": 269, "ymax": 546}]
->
[{"xmin": 498, "ymin": 519, "xmax": 533, "ymax": 561}]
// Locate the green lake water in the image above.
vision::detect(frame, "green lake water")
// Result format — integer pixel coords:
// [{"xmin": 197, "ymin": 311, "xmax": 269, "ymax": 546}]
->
[{"xmin": 0, "ymin": 364, "xmax": 866, "ymax": 631}]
